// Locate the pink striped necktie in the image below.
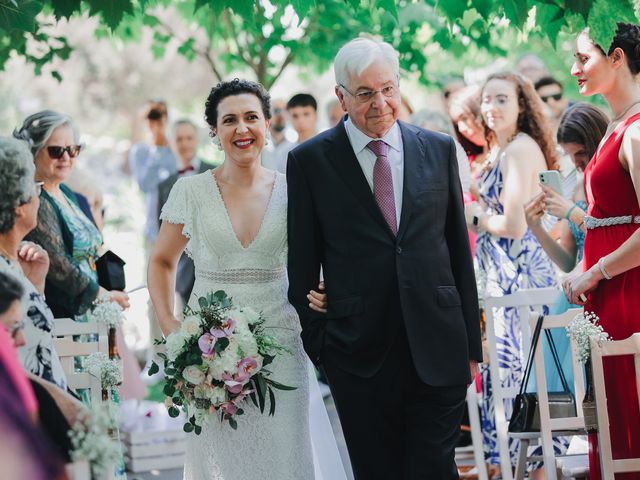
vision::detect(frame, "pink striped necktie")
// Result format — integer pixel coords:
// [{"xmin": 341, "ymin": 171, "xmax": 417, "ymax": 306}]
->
[{"xmin": 367, "ymin": 140, "xmax": 397, "ymax": 236}]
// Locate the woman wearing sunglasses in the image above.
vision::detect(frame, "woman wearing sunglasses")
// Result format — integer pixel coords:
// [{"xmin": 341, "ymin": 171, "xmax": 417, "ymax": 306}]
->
[{"xmin": 13, "ymin": 111, "xmax": 129, "ymax": 319}]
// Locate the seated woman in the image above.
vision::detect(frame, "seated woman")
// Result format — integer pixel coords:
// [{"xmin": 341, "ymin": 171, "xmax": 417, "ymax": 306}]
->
[
  {"xmin": 0, "ymin": 271, "xmax": 70, "ymax": 479},
  {"xmin": 0, "ymin": 136, "xmax": 68, "ymax": 390},
  {"xmin": 13, "ymin": 111, "xmax": 129, "ymax": 318}
]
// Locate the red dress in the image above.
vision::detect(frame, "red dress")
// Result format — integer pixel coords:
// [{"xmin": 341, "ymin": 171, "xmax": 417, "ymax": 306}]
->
[{"xmin": 583, "ymin": 113, "xmax": 640, "ymax": 479}]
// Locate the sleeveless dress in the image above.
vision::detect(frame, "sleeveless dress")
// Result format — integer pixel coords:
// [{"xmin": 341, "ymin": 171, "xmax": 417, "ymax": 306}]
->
[
  {"xmin": 583, "ymin": 113, "xmax": 640, "ymax": 480},
  {"xmin": 160, "ymin": 171, "xmax": 315, "ymax": 480},
  {"xmin": 475, "ymin": 140, "xmax": 567, "ymax": 468}
]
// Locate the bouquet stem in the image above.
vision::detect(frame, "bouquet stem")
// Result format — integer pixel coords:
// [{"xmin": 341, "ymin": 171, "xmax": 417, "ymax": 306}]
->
[{"xmin": 583, "ymin": 358, "xmax": 598, "ymax": 433}]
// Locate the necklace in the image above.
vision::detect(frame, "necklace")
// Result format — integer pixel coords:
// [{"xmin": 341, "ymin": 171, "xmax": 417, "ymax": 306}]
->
[
  {"xmin": 612, "ymin": 99, "xmax": 640, "ymax": 122},
  {"xmin": 0, "ymin": 245, "xmax": 16, "ymax": 262}
]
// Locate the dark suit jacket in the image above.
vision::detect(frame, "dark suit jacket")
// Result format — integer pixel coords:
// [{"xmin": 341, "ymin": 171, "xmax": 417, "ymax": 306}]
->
[
  {"xmin": 157, "ymin": 159, "xmax": 210, "ymax": 304},
  {"xmin": 287, "ymin": 120, "xmax": 482, "ymax": 387}
]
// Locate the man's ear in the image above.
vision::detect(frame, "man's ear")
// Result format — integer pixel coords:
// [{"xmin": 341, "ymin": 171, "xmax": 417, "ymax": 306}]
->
[{"xmin": 335, "ymin": 85, "xmax": 347, "ymax": 111}]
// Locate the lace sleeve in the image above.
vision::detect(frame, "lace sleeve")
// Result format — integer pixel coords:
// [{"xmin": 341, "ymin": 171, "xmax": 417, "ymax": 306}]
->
[
  {"xmin": 25, "ymin": 197, "xmax": 100, "ymax": 316},
  {"xmin": 160, "ymin": 177, "xmax": 193, "ymax": 240}
]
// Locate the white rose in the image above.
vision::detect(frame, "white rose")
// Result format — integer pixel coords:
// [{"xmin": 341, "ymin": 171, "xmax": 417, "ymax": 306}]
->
[
  {"xmin": 181, "ymin": 315, "xmax": 202, "ymax": 337},
  {"xmin": 183, "ymin": 365, "xmax": 206, "ymax": 385},
  {"xmin": 166, "ymin": 332, "xmax": 188, "ymax": 361}
]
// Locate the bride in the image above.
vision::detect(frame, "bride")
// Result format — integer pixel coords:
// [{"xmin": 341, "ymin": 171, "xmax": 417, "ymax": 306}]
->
[{"xmin": 147, "ymin": 79, "xmax": 345, "ymax": 480}]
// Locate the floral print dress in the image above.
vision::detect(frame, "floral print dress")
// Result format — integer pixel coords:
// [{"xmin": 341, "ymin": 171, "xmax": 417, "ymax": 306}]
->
[{"xmin": 475, "ymin": 143, "xmax": 568, "ymax": 468}]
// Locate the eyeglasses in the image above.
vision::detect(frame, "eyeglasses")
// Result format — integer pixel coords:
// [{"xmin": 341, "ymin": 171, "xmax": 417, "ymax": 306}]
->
[
  {"xmin": 340, "ymin": 84, "xmax": 397, "ymax": 104},
  {"xmin": 540, "ymin": 93, "xmax": 563, "ymax": 103},
  {"xmin": 47, "ymin": 145, "xmax": 82, "ymax": 159}
]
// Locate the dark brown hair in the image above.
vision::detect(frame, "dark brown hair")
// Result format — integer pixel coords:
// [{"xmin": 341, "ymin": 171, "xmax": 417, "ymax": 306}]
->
[
  {"xmin": 593, "ymin": 23, "xmax": 640, "ymax": 75},
  {"xmin": 557, "ymin": 103, "xmax": 609, "ymax": 161},
  {"xmin": 481, "ymin": 71, "xmax": 559, "ymax": 169}
]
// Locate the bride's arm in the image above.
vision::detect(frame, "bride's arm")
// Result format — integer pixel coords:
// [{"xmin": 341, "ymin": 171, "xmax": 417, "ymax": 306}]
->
[{"xmin": 148, "ymin": 221, "xmax": 188, "ymax": 336}]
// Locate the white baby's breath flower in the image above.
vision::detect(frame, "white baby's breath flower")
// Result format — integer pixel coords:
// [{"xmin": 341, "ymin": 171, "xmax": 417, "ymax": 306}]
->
[
  {"xmin": 85, "ymin": 352, "xmax": 122, "ymax": 388},
  {"xmin": 567, "ymin": 311, "xmax": 611, "ymax": 363},
  {"xmin": 88, "ymin": 299, "xmax": 125, "ymax": 327},
  {"xmin": 181, "ymin": 315, "xmax": 202, "ymax": 337},
  {"xmin": 69, "ymin": 404, "xmax": 120, "ymax": 478}
]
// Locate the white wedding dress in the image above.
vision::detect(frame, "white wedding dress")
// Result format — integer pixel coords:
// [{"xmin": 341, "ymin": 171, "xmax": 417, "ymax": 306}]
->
[{"xmin": 160, "ymin": 170, "xmax": 346, "ymax": 480}]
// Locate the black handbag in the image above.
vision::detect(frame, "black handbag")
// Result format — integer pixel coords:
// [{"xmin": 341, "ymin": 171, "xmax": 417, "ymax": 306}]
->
[
  {"xmin": 95, "ymin": 250, "xmax": 126, "ymax": 291},
  {"xmin": 508, "ymin": 315, "xmax": 576, "ymax": 433}
]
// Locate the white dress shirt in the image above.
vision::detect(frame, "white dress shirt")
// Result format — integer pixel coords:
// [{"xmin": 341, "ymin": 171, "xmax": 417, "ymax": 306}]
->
[{"xmin": 344, "ymin": 118, "xmax": 404, "ymax": 228}]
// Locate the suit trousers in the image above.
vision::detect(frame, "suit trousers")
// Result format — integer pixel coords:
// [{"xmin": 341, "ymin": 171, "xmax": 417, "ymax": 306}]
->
[{"xmin": 323, "ymin": 324, "xmax": 467, "ymax": 480}]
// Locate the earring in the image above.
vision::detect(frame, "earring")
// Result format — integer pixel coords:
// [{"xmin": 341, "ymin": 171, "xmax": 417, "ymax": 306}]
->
[{"xmin": 212, "ymin": 135, "xmax": 223, "ymax": 151}]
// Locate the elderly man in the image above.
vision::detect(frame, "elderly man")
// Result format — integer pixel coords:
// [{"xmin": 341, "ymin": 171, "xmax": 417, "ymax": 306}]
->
[
  {"xmin": 157, "ymin": 119, "xmax": 208, "ymax": 314},
  {"xmin": 287, "ymin": 38, "xmax": 481, "ymax": 479}
]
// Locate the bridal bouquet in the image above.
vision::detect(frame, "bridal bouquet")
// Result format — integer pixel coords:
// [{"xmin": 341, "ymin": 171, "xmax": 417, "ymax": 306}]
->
[{"xmin": 149, "ymin": 290, "xmax": 295, "ymax": 432}]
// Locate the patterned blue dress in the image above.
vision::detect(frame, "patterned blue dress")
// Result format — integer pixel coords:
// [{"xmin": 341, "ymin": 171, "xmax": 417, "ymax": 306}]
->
[{"xmin": 476, "ymin": 146, "xmax": 566, "ymax": 468}]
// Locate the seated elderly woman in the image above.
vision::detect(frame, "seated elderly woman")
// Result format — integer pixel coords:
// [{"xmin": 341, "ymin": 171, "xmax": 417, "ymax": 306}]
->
[
  {"xmin": 13, "ymin": 110, "xmax": 129, "ymax": 318},
  {"xmin": 0, "ymin": 270, "xmax": 83, "ymax": 468},
  {"xmin": 0, "ymin": 136, "xmax": 68, "ymax": 390}
]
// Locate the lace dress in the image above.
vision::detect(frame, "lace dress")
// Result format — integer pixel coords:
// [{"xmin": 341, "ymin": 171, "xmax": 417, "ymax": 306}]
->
[{"xmin": 160, "ymin": 171, "xmax": 314, "ymax": 480}]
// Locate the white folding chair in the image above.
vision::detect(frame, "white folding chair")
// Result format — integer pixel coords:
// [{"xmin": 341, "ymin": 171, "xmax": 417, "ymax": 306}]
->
[
  {"xmin": 467, "ymin": 383, "xmax": 489, "ymax": 480},
  {"xmin": 591, "ymin": 333, "xmax": 640, "ymax": 479},
  {"xmin": 53, "ymin": 317, "xmax": 109, "ymax": 405},
  {"xmin": 484, "ymin": 287, "xmax": 560, "ymax": 480},
  {"xmin": 516, "ymin": 309, "xmax": 587, "ymax": 480}
]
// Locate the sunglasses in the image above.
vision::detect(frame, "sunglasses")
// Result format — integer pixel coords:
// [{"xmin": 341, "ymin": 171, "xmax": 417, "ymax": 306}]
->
[
  {"xmin": 47, "ymin": 145, "xmax": 82, "ymax": 159},
  {"xmin": 540, "ymin": 93, "xmax": 563, "ymax": 103}
]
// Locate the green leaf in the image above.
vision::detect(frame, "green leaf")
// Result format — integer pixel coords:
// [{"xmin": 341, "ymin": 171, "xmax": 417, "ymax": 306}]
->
[
  {"xmin": 168, "ymin": 406, "xmax": 180, "ymax": 418},
  {"xmin": 472, "ymin": 0, "xmax": 494, "ymax": 20},
  {"xmin": 566, "ymin": 0, "xmax": 591, "ymax": 22},
  {"xmin": 183, "ymin": 422, "xmax": 194, "ymax": 433},
  {"xmin": 194, "ymin": 425, "xmax": 202, "ymax": 435},
  {"xmin": 377, "ymin": 0, "xmax": 398, "ymax": 20},
  {"xmin": 0, "ymin": 0, "xmax": 43, "ymax": 32},
  {"xmin": 51, "ymin": 70, "xmax": 63, "ymax": 82},
  {"xmin": 229, "ymin": 417, "xmax": 237, "ymax": 430},
  {"xmin": 255, "ymin": 375, "xmax": 267, "ymax": 412},
  {"xmin": 587, "ymin": 0, "xmax": 636, "ymax": 51},
  {"xmin": 503, "ymin": 0, "xmax": 530, "ymax": 29},
  {"xmin": 51, "ymin": 0, "xmax": 81, "ymax": 19},
  {"xmin": 163, "ymin": 383, "xmax": 175, "ymax": 396},
  {"xmin": 438, "ymin": 0, "xmax": 468, "ymax": 22},
  {"xmin": 87, "ymin": 0, "xmax": 134, "ymax": 30},
  {"xmin": 147, "ymin": 362, "xmax": 160, "ymax": 376},
  {"xmin": 268, "ymin": 387, "xmax": 276, "ymax": 416},
  {"xmin": 266, "ymin": 379, "xmax": 297, "ymax": 391},
  {"xmin": 172, "ymin": 395, "xmax": 183, "ymax": 406},
  {"xmin": 198, "ymin": 296, "xmax": 208, "ymax": 309}
]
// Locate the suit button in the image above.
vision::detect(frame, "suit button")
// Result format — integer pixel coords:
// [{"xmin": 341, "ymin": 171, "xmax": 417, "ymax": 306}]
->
[{"xmin": 396, "ymin": 246, "xmax": 402, "ymax": 254}]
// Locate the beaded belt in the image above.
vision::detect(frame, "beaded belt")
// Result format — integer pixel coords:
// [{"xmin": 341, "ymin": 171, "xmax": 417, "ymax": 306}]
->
[
  {"xmin": 584, "ymin": 215, "xmax": 640, "ymax": 230},
  {"xmin": 195, "ymin": 267, "xmax": 286, "ymax": 284}
]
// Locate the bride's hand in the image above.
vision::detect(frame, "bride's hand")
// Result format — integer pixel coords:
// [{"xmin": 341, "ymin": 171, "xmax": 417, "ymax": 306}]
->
[
  {"xmin": 160, "ymin": 317, "xmax": 182, "ymax": 337},
  {"xmin": 308, "ymin": 281, "xmax": 327, "ymax": 313}
]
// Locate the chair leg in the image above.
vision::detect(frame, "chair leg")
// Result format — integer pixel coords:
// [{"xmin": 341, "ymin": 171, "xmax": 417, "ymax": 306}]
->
[{"xmin": 514, "ymin": 438, "xmax": 529, "ymax": 480}]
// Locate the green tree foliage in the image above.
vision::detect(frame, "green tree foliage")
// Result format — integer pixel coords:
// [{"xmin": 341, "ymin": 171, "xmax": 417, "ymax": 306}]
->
[{"xmin": 2, "ymin": 0, "xmax": 639, "ymax": 85}]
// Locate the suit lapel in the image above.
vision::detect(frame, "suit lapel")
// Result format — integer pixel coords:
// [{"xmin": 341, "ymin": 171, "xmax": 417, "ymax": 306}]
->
[
  {"xmin": 327, "ymin": 122, "xmax": 392, "ymax": 235},
  {"xmin": 397, "ymin": 122, "xmax": 426, "ymax": 242}
]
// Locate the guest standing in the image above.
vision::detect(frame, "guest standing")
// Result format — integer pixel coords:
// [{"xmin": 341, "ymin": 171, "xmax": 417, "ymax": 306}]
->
[
  {"xmin": 563, "ymin": 23, "xmax": 640, "ymax": 480},
  {"xmin": 467, "ymin": 72, "xmax": 563, "ymax": 478}
]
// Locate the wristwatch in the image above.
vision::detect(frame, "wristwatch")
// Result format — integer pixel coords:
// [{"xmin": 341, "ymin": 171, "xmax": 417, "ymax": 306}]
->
[{"xmin": 473, "ymin": 215, "xmax": 479, "ymax": 227}]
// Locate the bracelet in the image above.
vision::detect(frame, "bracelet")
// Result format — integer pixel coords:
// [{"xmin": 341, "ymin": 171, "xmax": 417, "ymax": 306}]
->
[
  {"xmin": 564, "ymin": 204, "xmax": 578, "ymax": 220},
  {"xmin": 598, "ymin": 257, "xmax": 612, "ymax": 280}
]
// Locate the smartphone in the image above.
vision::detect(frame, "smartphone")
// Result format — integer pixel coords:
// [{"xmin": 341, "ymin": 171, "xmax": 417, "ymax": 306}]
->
[{"xmin": 539, "ymin": 170, "xmax": 563, "ymax": 195}]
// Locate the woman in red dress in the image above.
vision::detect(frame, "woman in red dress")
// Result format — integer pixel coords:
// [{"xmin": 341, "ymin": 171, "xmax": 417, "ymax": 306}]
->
[{"xmin": 564, "ymin": 23, "xmax": 640, "ymax": 480}]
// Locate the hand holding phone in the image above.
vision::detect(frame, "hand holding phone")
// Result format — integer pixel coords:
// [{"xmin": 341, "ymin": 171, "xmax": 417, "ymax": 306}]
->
[{"xmin": 538, "ymin": 170, "xmax": 563, "ymax": 195}]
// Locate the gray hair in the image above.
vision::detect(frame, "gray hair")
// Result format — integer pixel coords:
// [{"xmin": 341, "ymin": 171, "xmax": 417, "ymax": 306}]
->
[
  {"xmin": 334, "ymin": 37, "xmax": 400, "ymax": 90},
  {"xmin": 173, "ymin": 118, "xmax": 198, "ymax": 134},
  {"xmin": 410, "ymin": 109, "xmax": 456, "ymax": 137},
  {"xmin": 13, "ymin": 110, "xmax": 80, "ymax": 158},
  {"xmin": 0, "ymin": 137, "xmax": 36, "ymax": 234}
]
